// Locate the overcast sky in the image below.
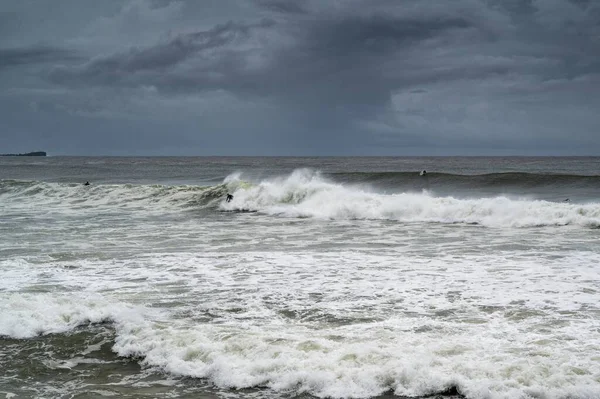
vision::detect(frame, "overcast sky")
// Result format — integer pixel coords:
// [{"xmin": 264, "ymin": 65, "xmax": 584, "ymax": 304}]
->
[{"xmin": 1, "ymin": 0, "xmax": 599, "ymax": 155}]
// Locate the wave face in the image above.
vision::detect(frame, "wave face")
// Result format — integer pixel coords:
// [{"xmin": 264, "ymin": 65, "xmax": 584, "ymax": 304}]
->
[
  {"xmin": 0, "ymin": 179, "xmax": 230, "ymax": 212},
  {"xmin": 221, "ymin": 170, "xmax": 600, "ymax": 228}
]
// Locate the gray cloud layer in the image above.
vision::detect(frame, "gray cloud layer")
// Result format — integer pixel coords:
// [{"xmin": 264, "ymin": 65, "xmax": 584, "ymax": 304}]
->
[
  {"xmin": 1, "ymin": 0, "xmax": 599, "ymax": 155},
  {"xmin": 0, "ymin": 46, "xmax": 81, "ymax": 69}
]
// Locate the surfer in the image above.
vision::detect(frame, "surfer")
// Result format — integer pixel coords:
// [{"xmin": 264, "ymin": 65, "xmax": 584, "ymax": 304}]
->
[
  {"xmin": 84, "ymin": 181, "xmax": 90, "ymax": 186},
  {"xmin": 226, "ymin": 193, "xmax": 233, "ymax": 202},
  {"xmin": 419, "ymin": 170, "xmax": 429, "ymax": 190}
]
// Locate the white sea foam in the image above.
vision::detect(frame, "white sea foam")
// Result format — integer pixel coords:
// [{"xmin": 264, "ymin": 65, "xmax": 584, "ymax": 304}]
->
[
  {"xmin": 2, "ymin": 248, "xmax": 600, "ymax": 398},
  {"xmin": 104, "ymin": 250, "xmax": 600, "ymax": 398},
  {"xmin": 222, "ymin": 169, "xmax": 600, "ymax": 227},
  {"xmin": 0, "ymin": 293, "xmax": 145, "ymax": 339},
  {"xmin": 109, "ymin": 320, "xmax": 600, "ymax": 399}
]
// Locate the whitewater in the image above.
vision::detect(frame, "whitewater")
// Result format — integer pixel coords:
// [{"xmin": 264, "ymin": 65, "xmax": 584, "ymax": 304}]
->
[{"xmin": 1, "ymin": 156, "xmax": 599, "ymax": 399}]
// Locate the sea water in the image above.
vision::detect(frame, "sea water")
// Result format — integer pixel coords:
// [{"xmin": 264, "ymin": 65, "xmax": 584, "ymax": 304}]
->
[{"xmin": 1, "ymin": 157, "xmax": 599, "ymax": 399}]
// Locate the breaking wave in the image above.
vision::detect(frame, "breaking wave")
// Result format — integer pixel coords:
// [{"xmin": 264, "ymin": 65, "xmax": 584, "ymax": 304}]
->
[
  {"xmin": 221, "ymin": 169, "xmax": 600, "ymax": 228},
  {"xmin": 2, "ymin": 170, "xmax": 600, "ymax": 227}
]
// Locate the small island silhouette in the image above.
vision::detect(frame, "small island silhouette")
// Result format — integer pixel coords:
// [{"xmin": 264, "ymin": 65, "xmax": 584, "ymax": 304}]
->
[{"xmin": 1, "ymin": 151, "xmax": 47, "ymax": 156}]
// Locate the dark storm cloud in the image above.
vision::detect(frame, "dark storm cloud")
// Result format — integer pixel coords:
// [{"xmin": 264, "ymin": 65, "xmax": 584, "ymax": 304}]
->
[
  {"xmin": 0, "ymin": 46, "xmax": 81, "ymax": 69},
  {"xmin": 47, "ymin": 0, "xmax": 595, "ymax": 106},
  {"xmin": 49, "ymin": 18, "xmax": 276, "ymax": 91},
  {"xmin": 49, "ymin": 6, "xmax": 475, "ymax": 102},
  {"xmin": 2, "ymin": 0, "xmax": 600, "ymax": 155}
]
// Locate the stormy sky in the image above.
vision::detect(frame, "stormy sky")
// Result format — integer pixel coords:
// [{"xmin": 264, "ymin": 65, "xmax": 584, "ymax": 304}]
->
[{"xmin": 1, "ymin": 0, "xmax": 599, "ymax": 155}]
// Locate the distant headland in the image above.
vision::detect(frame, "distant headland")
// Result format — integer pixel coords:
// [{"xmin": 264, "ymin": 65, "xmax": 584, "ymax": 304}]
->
[{"xmin": 1, "ymin": 151, "xmax": 47, "ymax": 156}]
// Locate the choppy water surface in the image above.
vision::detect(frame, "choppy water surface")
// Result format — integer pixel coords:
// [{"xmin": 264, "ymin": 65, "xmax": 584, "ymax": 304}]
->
[{"xmin": 1, "ymin": 157, "xmax": 600, "ymax": 399}]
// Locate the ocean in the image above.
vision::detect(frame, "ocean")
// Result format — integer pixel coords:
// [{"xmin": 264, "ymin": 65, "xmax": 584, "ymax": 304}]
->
[{"xmin": 1, "ymin": 156, "xmax": 599, "ymax": 399}]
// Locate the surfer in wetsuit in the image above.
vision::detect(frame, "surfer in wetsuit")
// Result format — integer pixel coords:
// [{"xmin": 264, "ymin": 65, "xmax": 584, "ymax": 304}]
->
[
  {"xmin": 419, "ymin": 170, "xmax": 429, "ymax": 190},
  {"xmin": 84, "ymin": 181, "xmax": 90, "ymax": 186},
  {"xmin": 226, "ymin": 193, "xmax": 233, "ymax": 202}
]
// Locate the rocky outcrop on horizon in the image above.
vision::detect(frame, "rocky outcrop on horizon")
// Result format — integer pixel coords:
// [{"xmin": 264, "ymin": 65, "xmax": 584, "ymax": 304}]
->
[{"xmin": 1, "ymin": 151, "xmax": 47, "ymax": 156}]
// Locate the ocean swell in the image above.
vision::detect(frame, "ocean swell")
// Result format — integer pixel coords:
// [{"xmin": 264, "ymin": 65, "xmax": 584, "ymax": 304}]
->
[{"xmin": 2, "ymin": 172, "xmax": 600, "ymax": 227}]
